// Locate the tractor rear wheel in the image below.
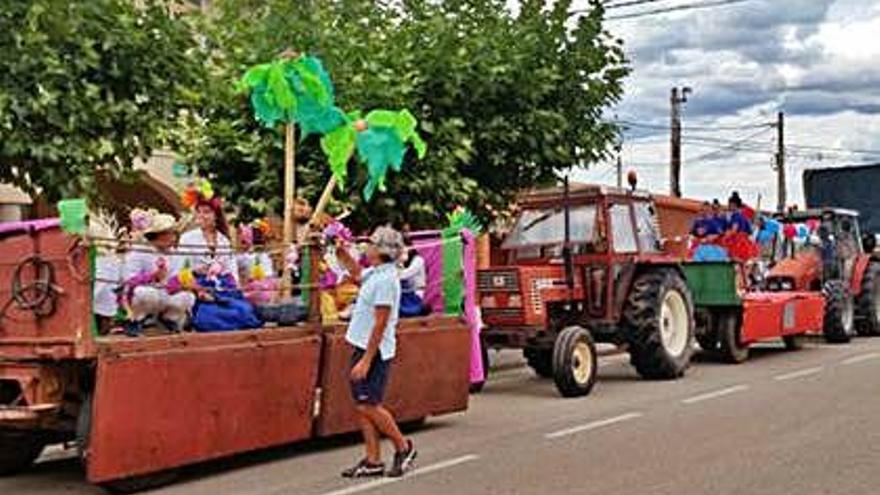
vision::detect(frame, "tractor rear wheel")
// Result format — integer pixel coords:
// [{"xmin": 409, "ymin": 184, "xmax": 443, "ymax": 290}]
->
[
  {"xmin": 824, "ymin": 280, "xmax": 855, "ymax": 343},
  {"xmin": 0, "ymin": 430, "xmax": 44, "ymax": 476},
  {"xmin": 856, "ymin": 262, "xmax": 880, "ymax": 336},
  {"xmin": 552, "ymin": 326, "xmax": 598, "ymax": 398},
  {"xmin": 524, "ymin": 347, "xmax": 554, "ymax": 378},
  {"xmin": 717, "ymin": 311, "xmax": 749, "ymax": 363},
  {"xmin": 623, "ymin": 270, "xmax": 695, "ymax": 379}
]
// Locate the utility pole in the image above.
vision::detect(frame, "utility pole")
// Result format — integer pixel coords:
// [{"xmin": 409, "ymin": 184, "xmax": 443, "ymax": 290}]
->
[
  {"xmin": 615, "ymin": 136, "xmax": 623, "ymax": 188},
  {"xmin": 775, "ymin": 111, "xmax": 786, "ymax": 212},
  {"xmin": 670, "ymin": 86, "xmax": 692, "ymax": 197}
]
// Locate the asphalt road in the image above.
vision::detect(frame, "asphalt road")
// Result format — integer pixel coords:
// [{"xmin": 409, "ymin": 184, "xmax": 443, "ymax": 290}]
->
[{"xmin": 4, "ymin": 337, "xmax": 880, "ymax": 495}]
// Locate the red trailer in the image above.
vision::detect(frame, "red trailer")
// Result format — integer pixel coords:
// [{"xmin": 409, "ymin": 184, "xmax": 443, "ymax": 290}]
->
[
  {"xmin": 0, "ymin": 221, "xmax": 471, "ymax": 491},
  {"xmin": 684, "ymin": 262, "xmax": 825, "ymax": 363}
]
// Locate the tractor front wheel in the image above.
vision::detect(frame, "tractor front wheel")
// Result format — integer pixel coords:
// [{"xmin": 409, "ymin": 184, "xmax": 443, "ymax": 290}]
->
[
  {"xmin": 552, "ymin": 326, "xmax": 598, "ymax": 398},
  {"xmin": 0, "ymin": 430, "xmax": 45, "ymax": 476},
  {"xmin": 624, "ymin": 270, "xmax": 695, "ymax": 379},
  {"xmin": 856, "ymin": 262, "xmax": 880, "ymax": 336},
  {"xmin": 824, "ymin": 280, "xmax": 855, "ymax": 343}
]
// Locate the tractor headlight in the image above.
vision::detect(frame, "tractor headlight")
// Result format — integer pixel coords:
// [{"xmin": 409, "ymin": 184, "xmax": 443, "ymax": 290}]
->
[
  {"xmin": 481, "ymin": 295, "xmax": 497, "ymax": 308},
  {"xmin": 780, "ymin": 280, "xmax": 794, "ymax": 291},
  {"xmin": 508, "ymin": 295, "xmax": 523, "ymax": 308}
]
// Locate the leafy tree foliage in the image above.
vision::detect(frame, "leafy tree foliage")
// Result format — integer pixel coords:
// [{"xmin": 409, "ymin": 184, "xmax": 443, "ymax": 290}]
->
[
  {"xmin": 184, "ymin": 0, "xmax": 628, "ymax": 230},
  {"xmin": 0, "ymin": 0, "xmax": 204, "ymax": 202}
]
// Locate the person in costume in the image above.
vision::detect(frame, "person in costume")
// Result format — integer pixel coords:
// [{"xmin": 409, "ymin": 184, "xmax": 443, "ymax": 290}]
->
[
  {"xmin": 178, "ymin": 180, "xmax": 239, "ymax": 284},
  {"xmin": 722, "ymin": 192, "xmax": 759, "ymax": 262},
  {"xmin": 121, "ymin": 209, "xmax": 196, "ymax": 336},
  {"xmin": 319, "ymin": 220, "xmax": 361, "ymax": 322},
  {"xmin": 398, "ymin": 237, "xmax": 428, "ymax": 317},
  {"xmin": 178, "ymin": 180, "xmax": 262, "ymax": 332},
  {"xmin": 237, "ymin": 219, "xmax": 279, "ymax": 305}
]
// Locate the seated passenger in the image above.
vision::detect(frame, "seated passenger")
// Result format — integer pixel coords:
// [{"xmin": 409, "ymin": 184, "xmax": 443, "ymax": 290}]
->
[
  {"xmin": 722, "ymin": 192, "xmax": 759, "ymax": 261},
  {"xmin": 121, "ymin": 209, "xmax": 196, "ymax": 336},
  {"xmin": 178, "ymin": 181, "xmax": 261, "ymax": 332},
  {"xmin": 237, "ymin": 220, "xmax": 279, "ymax": 305},
  {"xmin": 399, "ymin": 238, "xmax": 429, "ymax": 317}
]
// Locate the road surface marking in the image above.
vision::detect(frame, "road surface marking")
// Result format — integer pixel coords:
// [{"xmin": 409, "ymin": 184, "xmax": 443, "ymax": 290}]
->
[
  {"xmin": 545, "ymin": 412, "xmax": 643, "ymax": 439},
  {"xmin": 774, "ymin": 366, "xmax": 824, "ymax": 381},
  {"xmin": 681, "ymin": 385, "xmax": 749, "ymax": 405},
  {"xmin": 841, "ymin": 352, "xmax": 880, "ymax": 366},
  {"xmin": 317, "ymin": 455, "xmax": 479, "ymax": 495}
]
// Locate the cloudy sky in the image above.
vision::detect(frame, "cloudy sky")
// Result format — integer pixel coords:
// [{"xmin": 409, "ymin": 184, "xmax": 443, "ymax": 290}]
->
[{"xmin": 529, "ymin": 0, "xmax": 880, "ymax": 206}]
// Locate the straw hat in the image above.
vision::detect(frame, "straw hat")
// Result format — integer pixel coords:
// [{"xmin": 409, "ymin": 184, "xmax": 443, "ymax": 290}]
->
[{"xmin": 145, "ymin": 212, "xmax": 178, "ymax": 235}]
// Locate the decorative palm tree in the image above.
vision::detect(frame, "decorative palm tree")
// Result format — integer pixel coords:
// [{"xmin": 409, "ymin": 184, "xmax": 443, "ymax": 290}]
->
[{"xmin": 239, "ymin": 52, "xmax": 428, "ymax": 231}]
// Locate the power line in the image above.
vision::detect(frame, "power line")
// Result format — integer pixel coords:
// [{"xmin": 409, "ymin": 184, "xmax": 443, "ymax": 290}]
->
[
  {"xmin": 615, "ymin": 119, "xmax": 774, "ymax": 132},
  {"xmin": 606, "ymin": 0, "xmax": 753, "ymax": 21},
  {"xmin": 603, "ymin": 0, "xmax": 671, "ymax": 9},
  {"xmin": 685, "ymin": 126, "xmax": 775, "ymax": 163}
]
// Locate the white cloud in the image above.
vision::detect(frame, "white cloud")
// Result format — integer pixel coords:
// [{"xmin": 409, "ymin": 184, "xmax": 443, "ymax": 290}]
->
[{"xmin": 561, "ymin": 0, "xmax": 880, "ymax": 207}]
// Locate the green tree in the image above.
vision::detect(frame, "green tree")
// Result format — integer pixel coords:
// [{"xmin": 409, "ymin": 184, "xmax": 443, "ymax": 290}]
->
[
  {"xmin": 184, "ymin": 0, "xmax": 628, "ymax": 230},
  {"xmin": 0, "ymin": 0, "xmax": 205, "ymax": 202}
]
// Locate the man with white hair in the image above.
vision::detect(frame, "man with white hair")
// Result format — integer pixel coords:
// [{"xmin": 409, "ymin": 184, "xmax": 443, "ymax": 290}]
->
[{"xmin": 336, "ymin": 226, "xmax": 417, "ymax": 479}]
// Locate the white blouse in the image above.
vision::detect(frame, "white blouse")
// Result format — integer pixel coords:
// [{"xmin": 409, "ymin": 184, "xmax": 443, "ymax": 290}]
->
[{"xmin": 177, "ymin": 229, "xmax": 239, "ymax": 284}]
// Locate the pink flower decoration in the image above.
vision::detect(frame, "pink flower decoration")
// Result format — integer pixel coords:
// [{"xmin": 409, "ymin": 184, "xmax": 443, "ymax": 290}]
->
[
  {"xmin": 130, "ymin": 209, "xmax": 151, "ymax": 232},
  {"xmin": 323, "ymin": 221, "xmax": 353, "ymax": 243}
]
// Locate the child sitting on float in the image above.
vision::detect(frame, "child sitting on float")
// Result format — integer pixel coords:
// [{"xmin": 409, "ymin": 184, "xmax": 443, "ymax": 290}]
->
[{"xmin": 237, "ymin": 219, "xmax": 279, "ymax": 305}]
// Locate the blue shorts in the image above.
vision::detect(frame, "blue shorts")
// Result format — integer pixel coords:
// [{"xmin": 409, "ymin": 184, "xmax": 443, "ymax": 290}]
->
[{"xmin": 349, "ymin": 347, "xmax": 392, "ymax": 405}]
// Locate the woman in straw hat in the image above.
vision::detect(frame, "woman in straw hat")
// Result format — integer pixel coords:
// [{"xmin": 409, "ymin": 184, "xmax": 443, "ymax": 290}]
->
[{"xmin": 121, "ymin": 209, "xmax": 196, "ymax": 336}]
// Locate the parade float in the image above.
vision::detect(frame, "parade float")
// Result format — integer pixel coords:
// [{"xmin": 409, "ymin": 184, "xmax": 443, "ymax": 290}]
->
[{"xmin": 0, "ymin": 53, "xmax": 476, "ymax": 491}]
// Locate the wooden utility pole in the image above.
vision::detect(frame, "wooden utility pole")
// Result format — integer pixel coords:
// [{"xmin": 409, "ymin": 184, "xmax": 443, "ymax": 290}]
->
[
  {"xmin": 282, "ymin": 123, "xmax": 296, "ymax": 298},
  {"xmin": 669, "ymin": 87, "xmax": 691, "ymax": 197},
  {"xmin": 775, "ymin": 111, "xmax": 786, "ymax": 212}
]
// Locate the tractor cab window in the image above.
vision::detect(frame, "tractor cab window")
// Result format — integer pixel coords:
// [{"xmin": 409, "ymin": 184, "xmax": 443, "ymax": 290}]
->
[
  {"xmin": 633, "ymin": 201, "xmax": 661, "ymax": 253},
  {"xmin": 503, "ymin": 205, "xmax": 598, "ymax": 258},
  {"xmin": 609, "ymin": 204, "xmax": 638, "ymax": 253}
]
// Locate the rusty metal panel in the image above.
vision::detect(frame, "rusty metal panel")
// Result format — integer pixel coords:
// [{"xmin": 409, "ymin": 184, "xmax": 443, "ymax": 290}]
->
[
  {"xmin": 315, "ymin": 316, "xmax": 471, "ymax": 437},
  {"xmin": 86, "ymin": 328, "xmax": 321, "ymax": 483},
  {"xmin": 0, "ymin": 227, "xmax": 93, "ymax": 360}
]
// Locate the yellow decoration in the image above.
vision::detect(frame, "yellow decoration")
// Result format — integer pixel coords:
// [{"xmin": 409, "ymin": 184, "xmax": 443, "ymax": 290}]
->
[
  {"xmin": 251, "ymin": 263, "xmax": 267, "ymax": 281},
  {"xmin": 178, "ymin": 267, "xmax": 196, "ymax": 289}
]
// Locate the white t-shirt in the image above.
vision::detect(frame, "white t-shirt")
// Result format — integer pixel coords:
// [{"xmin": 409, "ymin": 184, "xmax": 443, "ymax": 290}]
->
[
  {"xmin": 177, "ymin": 229, "xmax": 239, "ymax": 284},
  {"xmin": 93, "ymin": 254, "xmax": 122, "ymax": 317}
]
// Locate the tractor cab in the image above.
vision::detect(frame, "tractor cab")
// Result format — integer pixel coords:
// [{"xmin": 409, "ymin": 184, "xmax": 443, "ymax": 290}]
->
[
  {"xmin": 480, "ymin": 184, "xmax": 666, "ymax": 338},
  {"xmin": 767, "ymin": 208, "xmax": 864, "ymax": 291}
]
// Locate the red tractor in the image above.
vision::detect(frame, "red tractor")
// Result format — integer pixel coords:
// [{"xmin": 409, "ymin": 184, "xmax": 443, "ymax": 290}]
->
[
  {"xmin": 478, "ymin": 181, "xmax": 699, "ymax": 397},
  {"xmin": 765, "ymin": 208, "xmax": 880, "ymax": 342}
]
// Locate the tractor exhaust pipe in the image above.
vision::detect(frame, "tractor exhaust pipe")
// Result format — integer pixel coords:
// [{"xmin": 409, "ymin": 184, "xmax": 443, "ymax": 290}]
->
[{"xmin": 563, "ymin": 176, "xmax": 574, "ymax": 293}]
